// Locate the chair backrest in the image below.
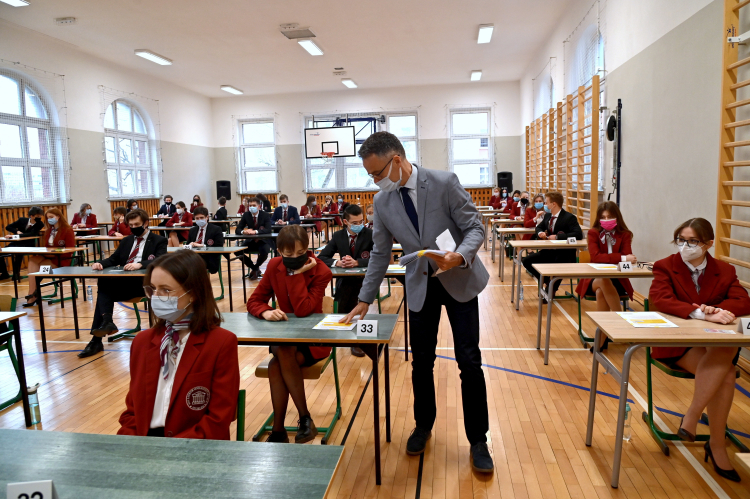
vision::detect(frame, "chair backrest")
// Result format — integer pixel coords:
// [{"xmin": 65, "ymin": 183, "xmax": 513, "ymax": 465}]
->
[
  {"xmin": 646, "ymin": 295, "xmax": 657, "ymax": 312},
  {"xmin": 322, "ymin": 296, "xmax": 334, "ymax": 314},
  {"xmin": 578, "ymin": 251, "xmax": 591, "ymax": 264},
  {"xmin": 0, "ymin": 295, "xmax": 16, "ymax": 313}
]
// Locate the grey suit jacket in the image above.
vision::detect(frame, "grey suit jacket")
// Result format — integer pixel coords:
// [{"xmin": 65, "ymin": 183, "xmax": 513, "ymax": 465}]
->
[{"xmin": 358, "ymin": 166, "xmax": 489, "ymax": 312}]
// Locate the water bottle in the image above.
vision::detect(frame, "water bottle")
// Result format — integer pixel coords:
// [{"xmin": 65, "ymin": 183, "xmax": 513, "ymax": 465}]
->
[
  {"xmin": 87, "ymin": 285, "xmax": 93, "ymax": 300},
  {"xmin": 519, "ymin": 286, "xmax": 524, "ymax": 301},
  {"xmin": 28, "ymin": 383, "xmax": 41, "ymax": 424},
  {"xmin": 622, "ymin": 403, "xmax": 631, "ymax": 442}
]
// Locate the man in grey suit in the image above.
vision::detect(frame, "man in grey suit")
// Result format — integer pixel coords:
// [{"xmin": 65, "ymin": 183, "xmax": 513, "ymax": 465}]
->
[{"xmin": 342, "ymin": 132, "xmax": 493, "ymax": 473}]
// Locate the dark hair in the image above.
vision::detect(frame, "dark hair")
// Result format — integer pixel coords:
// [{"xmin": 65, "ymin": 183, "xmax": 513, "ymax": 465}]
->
[
  {"xmin": 28, "ymin": 206, "xmax": 43, "ymax": 217},
  {"xmin": 248, "ymin": 197, "xmax": 259, "ymax": 205},
  {"xmin": 78, "ymin": 202, "xmax": 92, "ymax": 217},
  {"xmin": 176, "ymin": 201, "xmax": 186, "ymax": 209},
  {"xmin": 593, "ymin": 201, "xmax": 632, "ymax": 238},
  {"xmin": 343, "ymin": 204, "xmax": 363, "ymax": 220},
  {"xmin": 164, "ymin": 194, "xmax": 173, "ymax": 202},
  {"xmin": 358, "ymin": 131, "xmax": 406, "ymax": 159},
  {"xmin": 256, "ymin": 193, "xmax": 268, "ymax": 202},
  {"xmin": 512, "ymin": 190, "xmax": 521, "ymax": 196},
  {"xmin": 125, "ymin": 209, "xmax": 149, "ymax": 224},
  {"xmin": 144, "ymin": 251, "xmax": 221, "ymax": 335},
  {"xmin": 279, "ymin": 194, "xmax": 288, "ymax": 202},
  {"xmin": 126, "ymin": 198, "xmax": 137, "ymax": 209},
  {"xmin": 306, "ymin": 195, "xmax": 316, "ymax": 207},
  {"xmin": 673, "ymin": 218, "xmax": 714, "ymax": 244},
  {"xmin": 192, "ymin": 195, "xmax": 201, "ymax": 204},
  {"xmin": 545, "ymin": 191, "xmax": 564, "ymax": 207},
  {"xmin": 218, "ymin": 196, "xmax": 226, "ymax": 205},
  {"xmin": 113, "ymin": 206, "xmax": 127, "ymax": 217},
  {"xmin": 276, "ymin": 225, "xmax": 308, "ymax": 253},
  {"xmin": 193, "ymin": 206, "xmax": 209, "ymax": 217}
]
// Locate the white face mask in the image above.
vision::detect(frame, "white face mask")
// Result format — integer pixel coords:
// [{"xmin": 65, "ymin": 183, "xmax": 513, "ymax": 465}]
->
[
  {"xmin": 679, "ymin": 242, "xmax": 705, "ymax": 263},
  {"xmin": 367, "ymin": 213, "xmax": 374, "ymax": 222},
  {"xmin": 375, "ymin": 161, "xmax": 401, "ymax": 193},
  {"xmin": 176, "ymin": 208, "xmax": 183, "ymax": 215},
  {"xmin": 150, "ymin": 291, "xmax": 190, "ymax": 322}
]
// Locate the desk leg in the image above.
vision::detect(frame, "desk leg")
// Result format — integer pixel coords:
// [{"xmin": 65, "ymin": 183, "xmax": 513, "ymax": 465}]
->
[
  {"xmin": 366, "ymin": 345, "xmax": 382, "ymax": 486},
  {"xmin": 403, "ymin": 287, "xmax": 409, "ymax": 361},
  {"xmin": 70, "ymin": 277, "xmax": 80, "ymax": 339},
  {"xmin": 499, "ymin": 232, "xmax": 506, "ymax": 279},
  {"xmin": 585, "ymin": 328, "xmax": 601, "ymax": 447},
  {"xmin": 384, "ymin": 343, "xmax": 391, "ymax": 442},
  {"xmin": 610, "ymin": 345, "xmax": 637, "ymax": 488},
  {"xmin": 483, "ymin": 218, "xmax": 488, "ymax": 250},
  {"xmin": 241, "ymin": 258, "xmax": 247, "ymax": 304},
  {"xmin": 510, "ymin": 248, "xmax": 517, "ymax": 303},
  {"xmin": 515, "ymin": 249, "xmax": 524, "ymax": 311},
  {"xmin": 543, "ymin": 277, "xmax": 560, "ymax": 365},
  {"xmin": 59, "ymin": 277, "xmax": 65, "ymax": 309},
  {"xmin": 227, "ymin": 254, "xmax": 234, "ymax": 312},
  {"xmin": 491, "ymin": 223, "xmax": 496, "ymax": 263},
  {"xmin": 11, "ymin": 319, "xmax": 32, "ymax": 427},
  {"xmin": 36, "ymin": 276, "xmax": 47, "ymax": 353},
  {"xmin": 536, "ymin": 275, "xmax": 544, "ymax": 349}
]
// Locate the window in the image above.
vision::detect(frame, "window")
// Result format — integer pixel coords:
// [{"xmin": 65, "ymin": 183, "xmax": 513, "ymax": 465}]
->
[
  {"xmin": 449, "ymin": 108, "xmax": 492, "ymax": 187},
  {"xmin": 238, "ymin": 119, "xmax": 277, "ymax": 193},
  {"xmin": 0, "ymin": 71, "xmax": 64, "ymax": 204},
  {"xmin": 304, "ymin": 112, "xmax": 418, "ymax": 192},
  {"xmin": 104, "ymin": 100, "xmax": 156, "ymax": 198}
]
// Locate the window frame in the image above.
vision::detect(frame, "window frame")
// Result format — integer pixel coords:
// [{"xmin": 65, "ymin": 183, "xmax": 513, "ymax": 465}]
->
[
  {"xmin": 449, "ymin": 107, "xmax": 494, "ymax": 188},
  {"xmin": 237, "ymin": 117, "xmax": 278, "ymax": 195},
  {"xmin": 104, "ymin": 99, "xmax": 155, "ymax": 199}
]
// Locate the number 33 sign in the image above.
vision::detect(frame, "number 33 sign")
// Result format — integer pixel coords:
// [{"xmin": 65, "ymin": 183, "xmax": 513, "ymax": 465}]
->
[
  {"xmin": 357, "ymin": 320, "xmax": 378, "ymax": 338},
  {"xmin": 7, "ymin": 480, "xmax": 58, "ymax": 499}
]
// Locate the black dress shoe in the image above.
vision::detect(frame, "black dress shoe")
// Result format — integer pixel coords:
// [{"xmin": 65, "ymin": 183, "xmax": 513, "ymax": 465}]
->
[
  {"xmin": 91, "ymin": 314, "xmax": 119, "ymax": 337},
  {"xmin": 350, "ymin": 347, "xmax": 366, "ymax": 357},
  {"xmin": 406, "ymin": 427, "xmax": 431, "ymax": 455},
  {"xmin": 78, "ymin": 339, "xmax": 104, "ymax": 358},
  {"xmin": 295, "ymin": 415, "xmax": 318, "ymax": 443},
  {"xmin": 22, "ymin": 299, "xmax": 38, "ymax": 308},
  {"xmin": 266, "ymin": 431, "xmax": 289, "ymax": 443},
  {"xmin": 677, "ymin": 417, "xmax": 696, "ymax": 442},
  {"xmin": 470, "ymin": 442, "xmax": 494, "ymax": 473},
  {"xmin": 249, "ymin": 269, "xmax": 259, "ymax": 281},
  {"xmin": 705, "ymin": 441, "xmax": 741, "ymax": 482}
]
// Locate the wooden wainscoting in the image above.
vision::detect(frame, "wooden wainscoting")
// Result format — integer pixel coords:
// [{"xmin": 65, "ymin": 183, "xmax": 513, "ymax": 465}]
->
[
  {"xmin": 306, "ymin": 192, "xmax": 378, "ymax": 208},
  {"xmin": 465, "ymin": 188, "xmax": 493, "ymax": 207},
  {"xmin": 109, "ymin": 199, "xmax": 160, "ymax": 217},
  {"xmin": 0, "ymin": 204, "xmax": 68, "ymax": 237},
  {"xmin": 236, "ymin": 194, "xmax": 279, "ymax": 209}
]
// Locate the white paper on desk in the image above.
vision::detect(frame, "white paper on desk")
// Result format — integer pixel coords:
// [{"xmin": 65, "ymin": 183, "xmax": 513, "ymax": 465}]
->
[
  {"xmin": 617, "ymin": 312, "xmax": 678, "ymax": 328},
  {"xmin": 589, "ymin": 263, "xmax": 618, "ymax": 270},
  {"xmin": 312, "ymin": 314, "xmax": 356, "ymax": 331},
  {"xmin": 550, "ymin": 240, "xmax": 568, "ymax": 244}
]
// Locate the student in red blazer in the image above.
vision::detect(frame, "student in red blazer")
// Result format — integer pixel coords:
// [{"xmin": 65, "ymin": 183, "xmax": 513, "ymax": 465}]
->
[
  {"xmin": 23, "ymin": 208, "xmax": 75, "ymax": 307},
  {"xmin": 503, "ymin": 189, "xmax": 520, "ymax": 214},
  {"xmin": 247, "ymin": 225, "xmax": 333, "ymax": 444},
  {"xmin": 108, "ymin": 206, "xmax": 132, "ymax": 237},
  {"xmin": 118, "ymin": 250, "xmax": 239, "ymax": 440},
  {"xmin": 523, "ymin": 194, "xmax": 544, "ymax": 240},
  {"xmin": 71, "ymin": 202, "xmax": 98, "ymax": 235},
  {"xmin": 488, "ymin": 187, "xmax": 503, "ymax": 209},
  {"xmin": 166, "ymin": 201, "xmax": 194, "ymax": 247},
  {"xmin": 322, "ymin": 195, "xmax": 340, "ymax": 226},
  {"xmin": 237, "ymin": 197, "xmax": 248, "ymax": 216},
  {"xmin": 300, "ymin": 195, "xmax": 323, "ymax": 233},
  {"xmin": 365, "ymin": 204, "xmax": 374, "ymax": 229},
  {"xmin": 189, "ymin": 194, "xmax": 204, "ymax": 214},
  {"xmin": 649, "ymin": 218, "xmax": 750, "ymax": 481},
  {"xmin": 511, "ymin": 191, "xmax": 531, "ymax": 220}
]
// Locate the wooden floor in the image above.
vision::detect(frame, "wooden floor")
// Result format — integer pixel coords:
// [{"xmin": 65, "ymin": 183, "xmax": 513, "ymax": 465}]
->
[{"xmin": 2, "ymin": 240, "xmax": 750, "ymax": 498}]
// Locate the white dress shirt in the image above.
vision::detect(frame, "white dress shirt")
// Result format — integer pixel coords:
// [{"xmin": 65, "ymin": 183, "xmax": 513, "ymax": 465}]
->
[
  {"xmin": 685, "ymin": 257, "xmax": 711, "ymax": 319},
  {"xmin": 129, "ymin": 230, "xmax": 150, "ymax": 264},
  {"xmin": 150, "ymin": 332, "xmax": 191, "ymax": 428},
  {"xmin": 397, "ymin": 165, "xmax": 419, "ymax": 208}
]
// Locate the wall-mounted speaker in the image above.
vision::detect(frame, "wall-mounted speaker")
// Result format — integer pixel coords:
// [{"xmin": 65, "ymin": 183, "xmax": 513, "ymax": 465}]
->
[
  {"xmin": 216, "ymin": 180, "xmax": 232, "ymax": 200},
  {"xmin": 497, "ymin": 172, "xmax": 512, "ymax": 192}
]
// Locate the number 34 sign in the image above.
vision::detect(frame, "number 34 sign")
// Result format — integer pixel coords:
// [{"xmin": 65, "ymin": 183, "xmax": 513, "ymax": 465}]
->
[
  {"xmin": 357, "ymin": 320, "xmax": 378, "ymax": 338},
  {"xmin": 7, "ymin": 480, "xmax": 59, "ymax": 499}
]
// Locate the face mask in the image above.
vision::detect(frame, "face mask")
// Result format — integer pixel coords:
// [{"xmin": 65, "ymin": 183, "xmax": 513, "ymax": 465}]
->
[
  {"xmin": 85, "ymin": 209, "xmax": 92, "ymax": 215},
  {"xmin": 195, "ymin": 219, "xmax": 207, "ymax": 228},
  {"xmin": 249, "ymin": 206, "xmax": 258, "ymax": 214},
  {"xmin": 312, "ymin": 201, "xmax": 317, "ymax": 206},
  {"xmin": 130, "ymin": 225, "xmax": 145, "ymax": 237},
  {"xmin": 600, "ymin": 219, "xmax": 617, "ymax": 231},
  {"xmin": 349, "ymin": 223, "xmax": 364, "ymax": 234},
  {"xmin": 176, "ymin": 208, "xmax": 183, "ymax": 215},
  {"xmin": 679, "ymin": 242, "xmax": 705, "ymax": 263},
  {"xmin": 338, "ymin": 198, "xmax": 343, "ymax": 203},
  {"xmin": 280, "ymin": 202, "xmax": 288, "ymax": 209},
  {"xmin": 150, "ymin": 291, "xmax": 190, "ymax": 322},
  {"xmin": 282, "ymin": 253, "xmax": 308, "ymax": 270},
  {"xmin": 520, "ymin": 198, "xmax": 529, "ymax": 205},
  {"xmin": 544, "ymin": 205, "xmax": 551, "ymax": 214},
  {"xmin": 502, "ymin": 193, "xmax": 507, "ymax": 198},
  {"xmin": 513, "ymin": 196, "xmax": 520, "ymax": 202},
  {"xmin": 132, "ymin": 205, "xmax": 138, "ymax": 210},
  {"xmin": 34, "ymin": 216, "xmax": 42, "ymax": 223},
  {"xmin": 534, "ymin": 202, "xmax": 544, "ymax": 210},
  {"xmin": 47, "ymin": 217, "xmax": 58, "ymax": 225},
  {"xmin": 493, "ymin": 191, "xmax": 499, "ymax": 196},
  {"xmin": 367, "ymin": 214, "xmax": 374, "ymax": 222},
  {"xmin": 193, "ymin": 199, "xmax": 199, "ymax": 203},
  {"xmin": 375, "ymin": 161, "xmax": 402, "ymax": 193},
  {"xmin": 165, "ymin": 201, "xmax": 171, "ymax": 205}
]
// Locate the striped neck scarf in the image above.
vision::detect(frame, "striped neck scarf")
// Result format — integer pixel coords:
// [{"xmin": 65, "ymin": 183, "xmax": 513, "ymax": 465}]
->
[{"xmin": 160, "ymin": 316, "xmax": 192, "ymax": 379}]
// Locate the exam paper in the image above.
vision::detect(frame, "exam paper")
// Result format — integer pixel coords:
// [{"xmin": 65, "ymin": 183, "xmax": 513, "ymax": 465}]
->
[
  {"xmin": 589, "ymin": 264, "xmax": 618, "ymax": 270},
  {"xmin": 617, "ymin": 312, "xmax": 678, "ymax": 328},
  {"xmin": 312, "ymin": 314, "xmax": 356, "ymax": 331}
]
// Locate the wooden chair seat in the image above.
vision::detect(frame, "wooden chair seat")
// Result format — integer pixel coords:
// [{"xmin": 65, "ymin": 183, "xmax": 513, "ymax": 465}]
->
[{"xmin": 255, "ymin": 353, "xmax": 328, "ymax": 380}]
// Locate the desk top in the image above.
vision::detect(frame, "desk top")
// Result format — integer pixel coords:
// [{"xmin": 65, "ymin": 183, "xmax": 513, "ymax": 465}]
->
[
  {"xmin": 97, "ymin": 221, "xmax": 114, "ymax": 225},
  {"xmin": 222, "ymin": 312, "xmax": 398, "ymax": 345},
  {"xmin": 532, "ymin": 263, "xmax": 653, "ymax": 278},
  {"xmin": 77, "ymin": 235, "xmax": 124, "ymax": 241},
  {"xmin": 0, "ymin": 236, "xmax": 39, "ymax": 242},
  {"xmin": 0, "ymin": 247, "xmax": 87, "ymax": 254},
  {"xmin": 510, "ymin": 240, "xmax": 587, "ymax": 249},
  {"xmin": 31, "ymin": 266, "xmax": 147, "ymax": 277},
  {"xmin": 737, "ymin": 454, "xmax": 750, "ymax": 475},
  {"xmin": 495, "ymin": 227, "xmax": 535, "ymax": 234},
  {"xmin": 482, "ymin": 212, "xmax": 509, "ymax": 218},
  {"xmin": 0, "ymin": 429, "xmax": 342, "ymax": 499},
  {"xmin": 0, "ymin": 311, "xmax": 26, "ymax": 323},
  {"xmin": 302, "ymin": 217, "xmax": 336, "ymax": 221},
  {"xmin": 587, "ymin": 311, "xmax": 750, "ymax": 344},
  {"xmin": 150, "ymin": 226, "xmax": 193, "ymax": 231},
  {"xmin": 168, "ymin": 246, "xmax": 247, "ymax": 254},
  {"xmin": 330, "ymin": 266, "xmax": 405, "ymax": 277},
  {"xmin": 225, "ymin": 233, "xmax": 278, "ymax": 240}
]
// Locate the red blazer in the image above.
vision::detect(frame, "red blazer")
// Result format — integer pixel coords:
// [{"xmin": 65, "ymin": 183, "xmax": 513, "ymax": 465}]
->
[
  {"xmin": 300, "ymin": 205, "xmax": 323, "ymax": 232},
  {"xmin": 237, "ymin": 204, "xmax": 246, "ymax": 215},
  {"xmin": 322, "ymin": 202, "xmax": 340, "ymax": 226},
  {"xmin": 511, "ymin": 201, "xmax": 529, "ymax": 219},
  {"xmin": 649, "ymin": 253, "xmax": 750, "ymax": 359},
  {"xmin": 108, "ymin": 219, "xmax": 131, "ymax": 237},
  {"xmin": 71, "ymin": 213, "xmax": 98, "ymax": 234},
  {"xmin": 576, "ymin": 228, "xmax": 634, "ymax": 299},
  {"xmin": 247, "ymin": 252, "xmax": 333, "ymax": 360},
  {"xmin": 522, "ymin": 208, "xmax": 539, "ymax": 240},
  {"xmin": 503, "ymin": 199, "xmax": 517, "ymax": 214},
  {"xmin": 46, "ymin": 225, "xmax": 75, "ymax": 267},
  {"xmin": 167, "ymin": 212, "xmax": 193, "ymax": 240},
  {"xmin": 489, "ymin": 195, "xmax": 503, "ymax": 209},
  {"xmin": 189, "ymin": 202, "xmax": 203, "ymax": 213},
  {"xmin": 117, "ymin": 326, "xmax": 240, "ymax": 440}
]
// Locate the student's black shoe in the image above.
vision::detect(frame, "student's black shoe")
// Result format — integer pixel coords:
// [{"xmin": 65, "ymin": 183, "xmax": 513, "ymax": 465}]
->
[
  {"xmin": 406, "ymin": 427, "xmax": 431, "ymax": 455},
  {"xmin": 22, "ymin": 298, "xmax": 38, "ymax": 308},
  {"xmin": 0, "ymin": 273, "xmax": 10, "ymax": 281},
  {"xmin": 78, "ymin": 338, "xmax": 104, "ymax": 358},
  {"xmin": 266, "ymin": 431, "xmax": 289, "ymax": 443},
  {"xmin": 295, "ymin": 415, "xmax": 318, "ymax": 443},
  {"xmin": 91, "ymin": 314, "xmax": 119, "ymax": 337},
  {"xmin": 589, "ymin": 337, "xmax": 612, "ymax": 353},
  {"xmin": 677, "ymin": 417, "xmax": 696, "ymax": 442},
  {"xmin": 704, "ymin": 441, "xmax": 740, "ymax": 482},
  {"xmin": 470, "ymin": 442, "xmax": 494, "ymax": 473},
  {"xmin": 249, "ymin": 269, "xmax": 259, "ymax": 281},
  {"xmin": 350, "ymin": 347, "xmax": 366, "ymax": 357}
]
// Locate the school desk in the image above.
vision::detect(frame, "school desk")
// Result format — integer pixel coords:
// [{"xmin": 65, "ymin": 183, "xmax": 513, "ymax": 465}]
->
[
  {"xmin": 490, "ymin": 222, "xmax": 529, "ymax": 264},
  {"xmin": 0, "ymin": 312, "xmax": 30, "ymax": 426},
  {"xmin": 0, "ymin": 237, "xmax": 40, "ymax": 298}
]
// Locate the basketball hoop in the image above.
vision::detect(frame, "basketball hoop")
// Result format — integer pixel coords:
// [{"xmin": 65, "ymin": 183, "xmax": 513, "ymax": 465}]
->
[{"xmin": 322, "ymin": 151, "xmax": 335, "ymax": 164}]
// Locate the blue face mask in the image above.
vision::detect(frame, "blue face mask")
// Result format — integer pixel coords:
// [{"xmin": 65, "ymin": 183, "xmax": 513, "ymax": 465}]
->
[
  {"xmin": 534, "ymin": 202, "xmax": 544, "ymax": 210},
  {"xmin": 249, "ymin": 206, "xmax": 258, "ymax": 214},
  {"xmin": 48, "ymin": 217, "xmax": 58, "ymax": 225},
  {"xmin": 195, "ymin": 219, "xmax": 207, "ymax": 228},
  {"xmin": 279, "ymin": 202, "xmax": 288, "ymax": 209},
  {"xmin": 513, "ymin": 196, "xmax": 520, "ymax": 202},
  {"xmin": 502, "ymin": 193, "xmax": 507, "ymax": 198},
  {"xmin": 349, "ymin": 224, "xmax": 364, "ymax": 234},
  {"xmin": 85, "ymin": 209, "xmax": 91, "ymax": 216},
  {"xmin": 544, "ymin": 205, "xmax": 551, "ymax": 214}
]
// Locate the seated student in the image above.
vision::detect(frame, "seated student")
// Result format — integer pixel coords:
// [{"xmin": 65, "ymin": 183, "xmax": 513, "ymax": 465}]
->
[
  {"xmin": 126, "ymin": 199, "xmax": 138, "ymax": 213},
  {"xmin": 271, "ymin": 194, "xmax": 300, "ymax": 226},
  {"xmin": 511, "ymin": 191, "xmax": 530, "ymax": 221},
  {"xmin": 523, "ymin": 194, "xmax": 545, "ymax": 240},
  {"xmin": 108, "ymin": 207, "xmax": 131, "ymax": 237},
  {"xmin": 318, "ymin": 204, "xmax": 372, "ymax": 358},
  {"xmin": 247, "ymin": 225, "xmax": 333, "ymax": 443},
  {"xmin": 24, "ymin": 208, "xmax": 75, "ymax": 308},
  {"xmin": 649, "ymin": 217, "xmax": 750, "ymax": 482},
  {"xmin": 71, "ymin": 203, "xmax": 98, "ymax": 234},
  {"xmin": 300, "ymin": 195, "xmax": 322, "ymax": 234},
  {"xmin": 257, "ymin": 193, "xmax": 272, "ymax": 213},
  {"xmin": 322, "ymin": 195, "xmax": 340, "ymax": 225},
  {"xmin": 576, "ymin": 201, "xmax": 636, "ymax": 351},
  {"xmin": 188, "ymin": 207, "xmax": 225, "ymax": 274},
  {"xmin": 117, "ymin": 250, "xmax": 240, "ymax": 439},
  {"xmin": 190, "ymin": 194, "xmax": 203, "ymax": 214},
  {"xmin": 503, "ymin": 189, "xmax": 521, "ymax": 214},
  {"xmin": 236, "ymin": 197, "xmax": 272, "ymax": 280},
  {"xmin": 489, "ymin": 187, "xmax": 503, "ymax": 209},
  {"xmin": 237, "ymin": 197, "xmax": 249, "ymax": 216},
  {"xmin": 157, "ymin": 194, "xmax": 177, "ymax": 224},
  {"xmin": 0, "ymin": 206, "xmax": 45, "ymax": 281},
  {"xmin": 78, "ymin": 209, "xmax": 168, "ymax": 358},
  {"xmin": 213, "ymin": 196, "xmax": 228, "ymax": 221},
  {"xmin": 498, "ymin": 188, "xmax": 510, "ymax": 210},
  {"xmin": 522, "ymin": 191, "xmax": 582, "ymax": 297},
  {"xmin": 336, "ymin": 194, "xmax": 349, "ymax": 217},
  {"xmin": 365, "ymin": 204, "xmax": 374, "ymax": 229},
  {"xmin": 166, "ymin": 201, "xmax": 194, "ymax": 247}
]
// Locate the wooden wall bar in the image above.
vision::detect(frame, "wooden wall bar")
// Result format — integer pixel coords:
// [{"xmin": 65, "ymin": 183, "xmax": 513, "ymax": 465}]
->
[
  {"xmin": 306, "ymin": 188, "xmax": 494, "ymax": 209},
  {"xmin": 109, "ymin": 199, "xmax": 160, "ymax": 217},
  {"xmin": 0, "ymin": 204, "xmax": 68, "ymax": 237}
]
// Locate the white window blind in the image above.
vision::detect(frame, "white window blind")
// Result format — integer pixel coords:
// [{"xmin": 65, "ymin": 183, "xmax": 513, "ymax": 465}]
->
[{"xmin": 449, "ymin": 108, "xmax": 493, "ymax": 187}]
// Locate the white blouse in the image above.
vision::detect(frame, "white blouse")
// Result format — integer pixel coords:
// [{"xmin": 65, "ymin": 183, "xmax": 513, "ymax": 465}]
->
[{"xmin": 150, "ymin": 332, "xmax": 191, "ymax": 429}]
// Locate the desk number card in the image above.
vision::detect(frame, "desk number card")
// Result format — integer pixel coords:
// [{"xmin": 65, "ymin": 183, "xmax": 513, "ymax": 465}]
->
[
  {"xmin": 39, "ymin": 265, "xmax": 52, "ymax": 274},
  {"xmin": 618, "ymin": 261, "xmax": 633, "ymax": 272},
  {"xmin": 7, "ymin": 480, "xmax": 59, "ymax": 499},
  {"xmin": 9, "ymin": 234, "xmax": 19, "ymax": 239},
  {"xmin": 357, "ymin": 320, "xmax": 378, "ymax": 338},
  {"xmin": 738, "ymin": 317, "xmax": 750, "ymax": 335},
  {"xmin": 567, "ymin": 237, "xmax": 577, "ymax": 244}
]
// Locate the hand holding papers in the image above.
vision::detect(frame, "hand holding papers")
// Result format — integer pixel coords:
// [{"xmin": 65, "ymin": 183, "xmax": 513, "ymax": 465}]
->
[
  {"xmin": 313, "ymin": 314, "xmax": 356, "ymax": 331},
  {"xmin": 399, "ymin": 229, "xmax": 459, "ymax": 275}
]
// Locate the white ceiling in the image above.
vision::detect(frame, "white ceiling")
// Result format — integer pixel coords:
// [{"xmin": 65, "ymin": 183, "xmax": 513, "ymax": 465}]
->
[{"xmin": 0, "ymin": 0, "xmax": 576, "ymax": 98}]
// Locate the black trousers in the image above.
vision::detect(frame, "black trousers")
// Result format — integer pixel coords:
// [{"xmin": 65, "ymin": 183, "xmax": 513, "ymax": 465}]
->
[
  {"xmin": 241, "ymin": 241, "xmax": 269, "ymax": 270},
  {"xmin": 409, "ymin": 277, "xmax": 488, "ymax": 445},
  {"xmin": 334, "ymin": 277, "xmax": 361, "ymax": 314},
  {"xmin": 91, "ymin": 277, "xmax": 146, "ymax": 332},
  {"xmin": 522, "ymin": 248, "xmax": 577, "ymax": 294}
]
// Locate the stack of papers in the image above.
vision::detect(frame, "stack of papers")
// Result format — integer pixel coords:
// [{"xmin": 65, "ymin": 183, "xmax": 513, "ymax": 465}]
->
[
  {"xmin": 312, "ymin": 315, "xmax": 356, "ymax": 331},
  {"xmin": 589, "ymin": 264, "xmax": 618, "ymax": 270},
  {"xmin": 399, "ymin": 250, "xmax": 447, "ymax": 267},
  {"xmin": 617, "ymin": 312, "xmax": 678, "ymax": 328}
]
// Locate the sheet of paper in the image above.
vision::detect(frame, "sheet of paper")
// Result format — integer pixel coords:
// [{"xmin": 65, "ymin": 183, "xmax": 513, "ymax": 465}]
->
[
  {"xmin": 436, "ymin": 228, "xmax": 456, "ymax": 252},
  {"xmin": 312, "ymin": 314, "xmax": 356, "ymax": 331},
  {"xmin": 617, "ymin": 312, "xmax": 678, "ymax": 328},
  {"xmin": 550, "ymin": 240, "xmax": 569, "ymax": 244},
  {"xmin": 704, "ymin": 328, "xmax": 737, "ymax": 334},
  {"xmin": 399, "ymin": 249, "xmax": 447, "ymax": 267},
  {"xmin": 589, "ymin": 263, "xmax": 618, "ymax": 270},
  {"xmin": 387, "ymin": 264, "xmax": 403, "ymax": 272}
]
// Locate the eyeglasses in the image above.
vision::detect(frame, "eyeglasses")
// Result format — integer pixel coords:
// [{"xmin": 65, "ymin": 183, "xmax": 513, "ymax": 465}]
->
[
  {"xmin": 675, "ymin": 237, "xmax": 703, "ymax": 248},
  {"xmin": 635, "ymin": 261, "xmax": 653, "ymax": 271},
  {"xmin": 143, "ymin": 286, "xmax": 189, "ymax": 302},
  {"xmin": 367, "ymin": 156, "xmax": 395, "ymax": 180}
]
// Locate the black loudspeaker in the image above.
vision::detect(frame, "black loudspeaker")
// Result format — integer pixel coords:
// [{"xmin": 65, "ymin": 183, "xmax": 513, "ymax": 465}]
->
[
  {"xmin": 216, "ymin": 180, "xmax": 232, "ymax": 201},
  {"xmin": 497, "ymin": 172, "xmax": 513, "ymax": 191}
]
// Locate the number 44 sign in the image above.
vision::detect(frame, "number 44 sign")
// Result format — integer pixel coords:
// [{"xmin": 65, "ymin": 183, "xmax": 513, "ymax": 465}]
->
[
  {"xmin": 7, "ymin": 480, "xmax": 59, "ymax": 499},
  {"xmin": 738, "ymin": 317, "xmax": 750, "ymax": 335},
  {"xmin": 357, "ymin": 320, "xmax": 378, "ymax": 338}
]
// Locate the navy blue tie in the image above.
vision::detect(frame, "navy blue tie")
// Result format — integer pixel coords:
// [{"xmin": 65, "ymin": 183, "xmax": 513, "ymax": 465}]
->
[{"xmin": 400, "ymin": 187, "xmax": 419, "ymax": 235}]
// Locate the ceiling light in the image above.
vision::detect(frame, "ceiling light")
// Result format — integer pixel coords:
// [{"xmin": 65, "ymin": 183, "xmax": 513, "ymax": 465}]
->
[
  {"xmin": 1, "ymin": 0, "xmax": 30, "ymax": 6},
  {"xmin": 471, "ymin": 70, "xmax": 482, "ymax": 81},
  {"xmin": 134, "ymin": 49, "xmax": 173, "ymax": 66},
  {"xmin": 341, "ymin": 79, "xmax": 357, "ymax": 89},
  {"xmin": 477, "ymin": 24, "xmax": 494, "ymax": 44},
  {"xmin": 298, "ymin": 39, "xmax": 323, "ymax": 56},
  {"xmin": 220, "ymin": 85, "xmax": 243, "ymax": 95}
]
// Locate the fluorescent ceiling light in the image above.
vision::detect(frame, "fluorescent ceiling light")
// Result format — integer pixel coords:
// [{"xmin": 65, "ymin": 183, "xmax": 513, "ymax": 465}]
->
[
  {"xmin": 298, "ymin": 39, "xmax": 323, "ymax": 56},
  {"xmin": 471, "ymin": 70, "xmax": 482, "ymax": 81},
  {"xmin": 134, "ymin": 49, "xmax": 173, "ymax": 66},
  {"xmin": 477, "ymin": 24, "xmax": 494, "ymax": 44},
  {"xmin": 341, "ymin": 79, "xmax": 357, "ymax": 89},
  {"xmin": 1, "ymin": 0, "xmax": 30, "ymax": 6},
  {"xmin": 220, "ymin": 85, "xmax": 243, "ymax": 95}
]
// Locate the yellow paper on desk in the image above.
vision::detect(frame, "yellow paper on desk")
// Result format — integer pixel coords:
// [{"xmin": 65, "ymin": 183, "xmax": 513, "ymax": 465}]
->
[
  {"xmin": 312, "ymin": 314, "xmax": 356, "ymax": 331},
  {"xmin": 387, "ymin": 264, "xmax": 403, "ymax": 272},
  {"xmin": 617, "ymin": 312, "xmax": 678, "ymax": 328},
  {"xmin": 589, "ymin": 263, "xmax": 618, "ymax": 270}
]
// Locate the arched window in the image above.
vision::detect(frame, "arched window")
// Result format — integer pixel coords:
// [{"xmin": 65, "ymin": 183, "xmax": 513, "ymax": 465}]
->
[
  {"xmin": 0, "ymin": 70, "xmax": 64, "ymax": 204},
  {"xmin": 104, "ymin": 99, "xmax": 156, "ymax": 198}
]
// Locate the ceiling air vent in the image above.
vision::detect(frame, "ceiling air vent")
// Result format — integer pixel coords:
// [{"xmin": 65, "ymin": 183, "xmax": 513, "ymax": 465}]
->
[{"xmin": 279, "ymin": 23, "xmax": 316, "ymax": 40}]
